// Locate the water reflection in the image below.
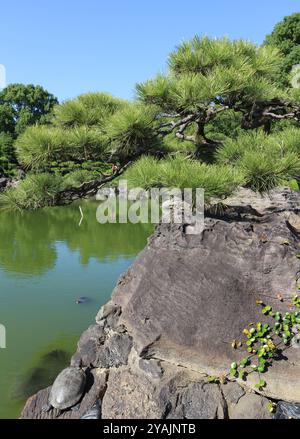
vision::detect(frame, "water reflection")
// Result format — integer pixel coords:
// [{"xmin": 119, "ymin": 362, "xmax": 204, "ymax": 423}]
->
[
  {"xmin": 0, "ymin": 200, "xmax": 153, "ymax": 418},
  {"xmin": 0, "ymin": 200, "xmax": 153, "ymax": 275}
]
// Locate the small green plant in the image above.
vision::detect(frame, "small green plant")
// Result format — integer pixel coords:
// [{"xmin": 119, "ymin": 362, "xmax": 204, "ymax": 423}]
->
[
  {"xmin": 229, "ymin": 295, "xmax": 300, "ymax": 390},
  {"xmin": 267, "ymin": 401, "xmax": 277, "ymax": 413}
]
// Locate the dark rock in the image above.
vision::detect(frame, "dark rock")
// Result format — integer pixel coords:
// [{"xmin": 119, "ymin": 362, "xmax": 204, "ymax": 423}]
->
[
  {"xmin": 211, "ymin": 187, "xmax": 300, "ymax": 217},
  {"xmin": 96, "ymin": 301, "xmax": 122, "ymax": 329},
  {"xmin": 102, "ymin": 366, "xmax": 165, "ymax": 419},
  {"xmin": 81, "ymin": 400, "xmax": 101, "ymax": 419},
  {"xmin": 221, "ymin": 382, "xmax": 245, "ymax": 405},
  {"xmin": 229, "ymin": 393, "xmax": 272, "ymax": 419},
  {"xmin": 138, "ymin": 359, "xmax": 164, "ymax": 379},
  {"xmin": 21, "ymin": 189, "xmax": 300, "ymax": 419},
  {"xmin": 70, "ymin": 352, "xmax": 83, "ymax": 367},
  {"xmin": 73, "ymin": 321, "xmax": 132, "ymax": 369},
  {"xmin": 222, "ymin": 382, "xmax": 271, "ymax": 419},
  {"xmin": 96, "ymin": 333, "xmax": 132, "ymax": 368},
  {"xmin": 96, "ymin": 301, "xmax": 121, "ymax": 322},
  {"xmin": 171, "ymin": 382, "xmax": 226, "ymax": 419},
  {"xmin": 74, "ymin": 324, "xmax": 105, "ymax": 367},
  {"xmin": 0, "ymin": 177, "xmax": 9, "ymax": 190},
  {"xmin": 273, "ymin": 401, "xmax": 300, "ymax": 419}
]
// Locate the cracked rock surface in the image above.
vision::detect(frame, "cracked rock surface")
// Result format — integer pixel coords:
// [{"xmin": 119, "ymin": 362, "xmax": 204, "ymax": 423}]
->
[{"xmin": 21, "ymin": 188, "xmax": 300, "ymax": 419}]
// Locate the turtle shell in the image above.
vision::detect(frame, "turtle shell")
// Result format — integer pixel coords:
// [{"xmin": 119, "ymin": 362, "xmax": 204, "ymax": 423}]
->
[{"xmin": 49, "ymin": 367, "xmax": 86, "ymax": 410}]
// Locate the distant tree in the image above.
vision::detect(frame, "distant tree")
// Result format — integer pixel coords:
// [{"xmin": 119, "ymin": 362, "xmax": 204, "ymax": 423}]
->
[
  {"xmin": 0, "ymin": 132, "xmax": 15, "ymax": 175},
  {"xmin": 265, "ymin": 13, "xmax": 300, "ymax": 55},
  {"xmin": 0, "ymin": 84, "xmax": 58, "ymax": 136},
  {"xmin": 265, "ymin": 13, "xmax": 300, "ymax": 87},
  {"xmin": 0, "ymin": 104, "xmax": 15, "ymax": 134},
  {"xmin": 15, "ymin": 92, "xmax": 125, "ymax": 170}
]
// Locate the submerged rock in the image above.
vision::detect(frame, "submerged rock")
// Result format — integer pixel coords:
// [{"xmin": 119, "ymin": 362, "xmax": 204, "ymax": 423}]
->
[{"xmin": 12, "ymin": 349, "xmax": 70, "ymax": 400}]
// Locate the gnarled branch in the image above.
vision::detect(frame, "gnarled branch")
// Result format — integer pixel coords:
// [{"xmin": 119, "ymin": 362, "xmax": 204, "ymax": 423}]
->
[{"xmin": 57, "ymin": 161, "xmax": 132, "ymax": 205}]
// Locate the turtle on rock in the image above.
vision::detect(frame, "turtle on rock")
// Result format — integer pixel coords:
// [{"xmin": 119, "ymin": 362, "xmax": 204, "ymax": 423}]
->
[{"xmin": 42, "ymin": 367, "xmax": 86, "ymax": 415}]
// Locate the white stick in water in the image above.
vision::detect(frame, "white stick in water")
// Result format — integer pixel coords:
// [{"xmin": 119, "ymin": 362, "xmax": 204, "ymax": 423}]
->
[{"xmin": 79, "ymin": 206, "xmax": 84, "ymax": 227}]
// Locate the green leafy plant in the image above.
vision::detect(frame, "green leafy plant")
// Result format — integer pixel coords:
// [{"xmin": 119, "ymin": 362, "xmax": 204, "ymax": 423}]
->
[{"xmin": 229, "ymin": 295, "xmax": 300, "ymax": 391}]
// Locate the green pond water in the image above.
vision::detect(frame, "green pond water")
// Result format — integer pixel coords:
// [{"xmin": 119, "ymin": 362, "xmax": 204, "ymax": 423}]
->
[{"xmin": 0, "ymin": 200, "xmax": 153, "ymax": 419}]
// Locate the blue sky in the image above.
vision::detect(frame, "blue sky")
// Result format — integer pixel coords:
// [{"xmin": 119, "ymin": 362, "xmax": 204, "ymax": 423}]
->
[{"xmin": 0, "ymin": 1, "xmax": 298, "ymax": 102}]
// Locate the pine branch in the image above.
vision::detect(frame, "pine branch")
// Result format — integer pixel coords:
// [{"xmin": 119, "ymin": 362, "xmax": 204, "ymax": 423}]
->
[{"xmin": 56, "ymin": 161, "xmax": 132, "ymax": 205}]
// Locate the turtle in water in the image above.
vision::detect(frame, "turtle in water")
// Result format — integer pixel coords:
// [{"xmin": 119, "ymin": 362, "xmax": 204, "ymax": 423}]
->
[
  {"xmin": 42, "ymin": 367, "xmax": 86, "ymax": 415},
  {"xmin": 75, "ymin": 296, "xmax": 91, "ymax": 305}
]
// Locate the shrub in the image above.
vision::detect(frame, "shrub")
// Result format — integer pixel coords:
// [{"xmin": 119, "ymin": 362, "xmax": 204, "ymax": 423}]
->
[
  {"xmin": 216, "ymin": 128, "xmax": 300, "ymax": 191},
  {"xmin": 54, "ymin": 92, "xmax": 126, "ymax": 128},
  {"xmin": 105, "ymin": 104, "xmax": 159, "ymax": 162},
  {"xmin": 66, "ymin": 126, "xmax": 108, "ymax": 161},
  {"xmin": 271, "ymin": 127, "xmax": 300, "ymax": 154},
  {"xmin": 16, "ymin": 126, "xmax": 67, "ymax": 169},
  {"xmin": 0, "ymin": 173, "xmax": 63, "ymax": 211},
  {"xmin": 124, "ymin": 155, "xmax": 245, "ymax": 199},
  {"xmin": 215, "ymin": 131, "xmax": 269, "ymax": 165},
  {"xmin": 16, "ymin": 125, "xmax": 108, "ymax": 170},
  {"xmin": 237, "ymin": 149, "xmax": 300, "ymax": 192},
  {"xmin": 62, "ymin": 170, "xmax": 99, "ymax": 189}
]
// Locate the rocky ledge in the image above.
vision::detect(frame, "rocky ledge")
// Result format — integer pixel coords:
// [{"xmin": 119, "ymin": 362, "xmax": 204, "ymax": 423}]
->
[{"xmin": 21, "ymin": 188, "xmax": 300, "ymax": 419}]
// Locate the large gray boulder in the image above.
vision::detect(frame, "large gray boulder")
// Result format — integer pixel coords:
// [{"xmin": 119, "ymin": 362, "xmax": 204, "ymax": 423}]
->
[
  {"xmin": 112, "ymin": 188, "xmax": 300, "ymax": 402},
  {"xmin": 21, "ymin": 188, "xmax": 300, "ymax": 419}
]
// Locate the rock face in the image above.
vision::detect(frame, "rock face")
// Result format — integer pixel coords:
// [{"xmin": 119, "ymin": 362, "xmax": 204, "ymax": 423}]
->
[
  {"xmin": 21, "ymin": 188, "xmax": 300, "ymax": 419},
  {"xmin": 0, "ymin": 177, "xmax": 9, "ymax": 191}
]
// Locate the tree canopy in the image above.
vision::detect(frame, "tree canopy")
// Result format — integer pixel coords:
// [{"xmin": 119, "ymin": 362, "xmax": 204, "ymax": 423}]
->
[
  {"xmin": 265, "ymin": 13, "xmax": 300, "ymax": 87},
  {"xmin": 0, "ymin": 83, "xmax": 58, "ymax": 136},
  {"xmin": 136, "ymin": 37, "xmax": 295, "ymax": 156},
  {"xmin": 3, "ymin": 25, "xmax": 300, "ymax": 209}
]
